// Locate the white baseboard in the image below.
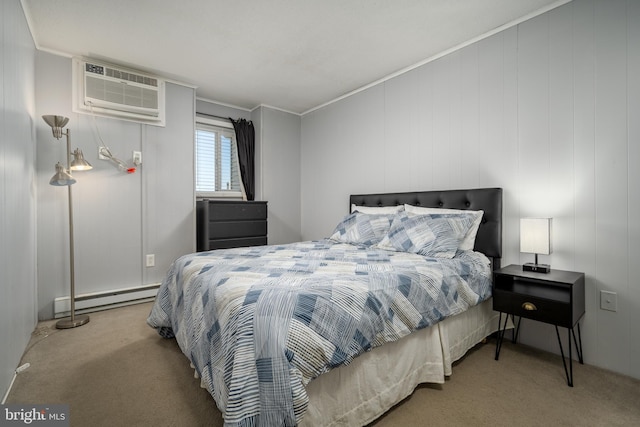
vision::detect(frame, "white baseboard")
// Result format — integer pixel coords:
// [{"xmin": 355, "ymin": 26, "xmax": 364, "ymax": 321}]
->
[{"xmin": 53, "ymin": 284, "xmax": 160, "ymax": 318}]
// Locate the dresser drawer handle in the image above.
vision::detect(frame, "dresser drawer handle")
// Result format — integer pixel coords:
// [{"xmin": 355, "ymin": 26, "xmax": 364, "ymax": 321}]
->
[{"xmin": 522, "ymin": 302, "xmax": 537, "ymax": 311}]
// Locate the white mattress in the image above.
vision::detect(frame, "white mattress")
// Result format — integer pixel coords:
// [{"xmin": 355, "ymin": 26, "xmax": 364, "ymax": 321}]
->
[{"xmin": 301, "ymin": 298, "xmax": 504, "ymax": 426}]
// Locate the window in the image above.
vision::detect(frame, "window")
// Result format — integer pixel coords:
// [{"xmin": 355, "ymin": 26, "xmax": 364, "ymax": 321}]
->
[{"xmin": 195, "ymin": 118, "xmax": 243, "ymax": 198}]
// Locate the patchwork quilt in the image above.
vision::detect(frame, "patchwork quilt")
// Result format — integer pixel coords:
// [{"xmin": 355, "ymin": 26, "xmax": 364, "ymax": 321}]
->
[{"xmin": 147, "ymin": 240, "xmax": 492, "ymax": 426}]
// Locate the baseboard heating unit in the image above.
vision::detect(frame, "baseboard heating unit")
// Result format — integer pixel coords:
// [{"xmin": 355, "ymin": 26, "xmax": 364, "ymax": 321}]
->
[{"xmin": 54, "ymin": 284, "xmax": 160, "ymax": 318}]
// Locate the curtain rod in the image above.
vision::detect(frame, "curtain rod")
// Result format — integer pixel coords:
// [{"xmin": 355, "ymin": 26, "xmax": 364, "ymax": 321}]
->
[
  {"xmin": 196, "ymin": 113, "xmax": 253, "ymax": 125},
  {"xmin": 197, "ymin": 112, "xmax": 231, "ymax": 121}
]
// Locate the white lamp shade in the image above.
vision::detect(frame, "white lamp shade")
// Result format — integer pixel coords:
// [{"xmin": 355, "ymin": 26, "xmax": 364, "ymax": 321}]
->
[{"xmin": 520, "ymin": 218, "xmax": 552, "ymax": 255}]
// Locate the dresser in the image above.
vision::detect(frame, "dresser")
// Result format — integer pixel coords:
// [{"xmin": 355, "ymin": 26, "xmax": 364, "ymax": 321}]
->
[{"xmin": 196, "ymin": 200, "xmax": 268, "ymax": 251}]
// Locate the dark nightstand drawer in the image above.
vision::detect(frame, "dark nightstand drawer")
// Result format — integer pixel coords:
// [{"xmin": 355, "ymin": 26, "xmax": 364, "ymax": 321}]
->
[{"xmin": 493, "ymin": 287, "xmax": 572, "ymax": 327}]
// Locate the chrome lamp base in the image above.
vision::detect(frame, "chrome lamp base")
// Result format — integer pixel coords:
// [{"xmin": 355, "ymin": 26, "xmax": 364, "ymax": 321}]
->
[{"xmin": 56, "ymin": 314, "xmax": 90, "ymax": 329}]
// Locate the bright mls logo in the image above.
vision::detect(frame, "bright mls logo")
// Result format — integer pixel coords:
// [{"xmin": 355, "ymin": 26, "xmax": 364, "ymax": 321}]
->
[{"xmin": 1, "ymin": 405, "xmax": 69, "ymax": 426}]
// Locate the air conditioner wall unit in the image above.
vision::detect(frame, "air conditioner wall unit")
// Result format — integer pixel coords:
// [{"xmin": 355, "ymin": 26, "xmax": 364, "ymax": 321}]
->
[{"xmin": 73, "ymin": 58, "xmax": 166, "ymax": 126}]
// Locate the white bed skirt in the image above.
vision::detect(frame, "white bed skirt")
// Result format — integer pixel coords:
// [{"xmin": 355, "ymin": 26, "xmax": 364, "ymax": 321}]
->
[{"xmin": 301, "ymin": 299, "xmax": 505, "ymax": 426}]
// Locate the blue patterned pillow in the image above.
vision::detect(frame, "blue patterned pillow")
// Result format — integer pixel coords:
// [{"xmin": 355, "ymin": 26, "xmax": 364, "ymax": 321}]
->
[
  {"xmin": 404, "ymin": 204, "xmax": 484, "ymax": 251},
  {"xmin": 329, "ymin": 212, "xmax": 395, "ymax": 246},
  {"xmin": 375, "ymin": 212, "xmax": 475, "ymax": 258}
]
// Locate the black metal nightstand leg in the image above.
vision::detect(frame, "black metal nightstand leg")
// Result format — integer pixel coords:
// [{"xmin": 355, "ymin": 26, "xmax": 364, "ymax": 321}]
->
[
  {"xmin": 555, "ymin": 325, "xmax": 574, "ymax": 387},
  {"xmin": 512, "ymin": 315, "xmax": 521, "ymax": 343},
  {"xmin": 495, "ymin": 312, "xmax": 509, "ymax": 360},
  {"xmin": 572, "ymin": 323, "xmax": 584, "ymax": 364}
]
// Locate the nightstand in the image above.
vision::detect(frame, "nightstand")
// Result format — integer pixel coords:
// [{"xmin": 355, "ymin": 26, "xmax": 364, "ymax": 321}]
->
[{"xmin": 493, "ymin": 264, "xmax": 585, "ymax": 386}]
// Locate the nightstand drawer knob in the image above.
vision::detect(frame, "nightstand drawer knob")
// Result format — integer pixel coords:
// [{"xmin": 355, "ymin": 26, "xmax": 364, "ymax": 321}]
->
[{"xmin": 522, "ymin": 302, "xmax": 537, "ymax": 311}]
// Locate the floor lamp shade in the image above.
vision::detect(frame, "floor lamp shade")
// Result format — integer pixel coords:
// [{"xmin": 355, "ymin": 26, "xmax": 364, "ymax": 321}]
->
[
  {"xmin": 42, "ymin": 115, "xmax": 69, "ymax": 138},
  {"xmin": 71, "ymin": 149, "xmax": 92, "ymax": 171},
  {"xmin": 50, "ymin": 162, "xmax": 76, "ymax": 186},
  {"xmin": 42, "ymin": 115, "xmax": 91, "ymax": 328}
]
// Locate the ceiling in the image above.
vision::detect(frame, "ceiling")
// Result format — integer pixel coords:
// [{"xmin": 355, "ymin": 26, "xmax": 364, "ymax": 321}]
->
[{"xmin": 22, "ymin": 0, "xmax": 566, "ymax": 115}]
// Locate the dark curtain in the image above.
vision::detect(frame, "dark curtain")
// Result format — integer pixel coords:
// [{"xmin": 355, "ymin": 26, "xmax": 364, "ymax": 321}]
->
[{"xmin": 230, "ymin": 118, "xmax": 255, "ymax": 200}]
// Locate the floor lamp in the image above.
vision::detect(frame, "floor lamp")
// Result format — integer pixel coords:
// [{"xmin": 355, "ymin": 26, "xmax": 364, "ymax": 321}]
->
[{"xmin": 43, "ymin": 115, "xmax": 93, "ymax": 329}]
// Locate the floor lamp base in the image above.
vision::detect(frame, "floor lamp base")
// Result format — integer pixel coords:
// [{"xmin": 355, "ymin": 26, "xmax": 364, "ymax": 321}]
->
[{"xmin": 56, "ymin": 314, "xmax": 90, "ymax": 329}]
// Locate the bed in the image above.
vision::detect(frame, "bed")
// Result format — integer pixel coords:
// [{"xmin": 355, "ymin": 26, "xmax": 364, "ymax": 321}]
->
[{"xmin": 148, "ymin": 187, "xmax": 503, "ymax": 426}]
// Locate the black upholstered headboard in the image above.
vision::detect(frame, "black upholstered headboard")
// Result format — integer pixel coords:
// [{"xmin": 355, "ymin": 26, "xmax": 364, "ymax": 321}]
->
[{"xmin": 350, "ymin": 188, "xmax": 503, "ymax": 269}]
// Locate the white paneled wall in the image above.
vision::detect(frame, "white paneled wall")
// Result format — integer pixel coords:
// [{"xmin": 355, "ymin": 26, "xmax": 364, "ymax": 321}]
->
[
  {"xmin": 628, "ymin": 0, "xmax": 640, "ymax": 380},
  {"xmin": 0, "ymin": 0, "xmax": 37, "ymax": 400},
  {"xmin": 254, "ymin": 106, "xmax": 302, "ymax": 245},
  {"xmin": 301, "ymin": 0, "xmax": 640, "ymax": 379},
  {"xmin": 592, "ymin": 0, "xmax": 629, "ymax": 374}
]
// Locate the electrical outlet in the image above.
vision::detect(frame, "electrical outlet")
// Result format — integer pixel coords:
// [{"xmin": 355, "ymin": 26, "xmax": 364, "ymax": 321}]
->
[
  {"xmin": 600, "ymin": 290, "xmax": 617, "ymax": 312},
  {"xmin": 145, "ymin": 254, "xmax": 155, "ymax": 268},
  {"xmin": 133, "ymin": 151, "xmax": 142, "ymax": 166}
]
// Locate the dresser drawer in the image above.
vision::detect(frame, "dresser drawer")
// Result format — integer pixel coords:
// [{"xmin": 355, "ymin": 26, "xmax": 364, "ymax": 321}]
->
[
  {"xmin": 208, "ymin": 220, "xmax": 267, "ymax": 239},
  {"xmin": 206, "ymin": 236, "xmax": 268, "ymax": 250},
  {"xmin": 206, "ymin": 202, "xmax": 267, "ymax": 221}
]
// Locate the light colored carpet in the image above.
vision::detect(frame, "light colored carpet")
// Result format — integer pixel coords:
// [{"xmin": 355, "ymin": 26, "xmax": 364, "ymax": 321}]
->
[{"xmin": 6, "ymin": 302, "xmax": 640, "ymax": 426}]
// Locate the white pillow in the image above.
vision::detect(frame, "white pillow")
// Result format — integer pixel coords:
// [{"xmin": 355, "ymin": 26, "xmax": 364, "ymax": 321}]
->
[
  {"xmin": 351, "ymin": 204, "xmax": 404, "ymax": 215},
  {"xmin": 403, "ymin": 204, "xmax": 483, "ymax": 251}
]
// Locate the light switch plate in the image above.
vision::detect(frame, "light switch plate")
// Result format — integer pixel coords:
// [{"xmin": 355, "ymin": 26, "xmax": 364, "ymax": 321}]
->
[{"xmin": 600, "ymin": 290, "xmax": 617, "ymax": 312}]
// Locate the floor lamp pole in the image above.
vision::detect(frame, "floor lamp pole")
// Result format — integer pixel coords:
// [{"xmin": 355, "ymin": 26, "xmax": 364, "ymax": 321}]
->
[{"xmin": 56, "ymin": 128, "xmax": 90, "ymax": 329}]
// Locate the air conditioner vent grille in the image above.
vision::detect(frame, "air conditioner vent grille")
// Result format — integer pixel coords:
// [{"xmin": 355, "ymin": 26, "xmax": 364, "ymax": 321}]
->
[
  {"xmin": 104, "ymin": 67, "xmax": 158, "ymax": 87},
  {"xmin": 86, "ymin": 76, "xmax": 159, "ymax": 111}
]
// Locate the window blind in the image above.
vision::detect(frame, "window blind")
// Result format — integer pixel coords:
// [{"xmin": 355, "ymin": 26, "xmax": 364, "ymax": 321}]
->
[{"xmin": 195, "ymin": 121, "xmax": 242, "ymax": 197}]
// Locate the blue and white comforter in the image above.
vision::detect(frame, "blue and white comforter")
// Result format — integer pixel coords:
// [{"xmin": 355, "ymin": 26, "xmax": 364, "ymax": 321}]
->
[{"xmin": 147, "ymin": 240, "xmax": 492, "ymax": 426}]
